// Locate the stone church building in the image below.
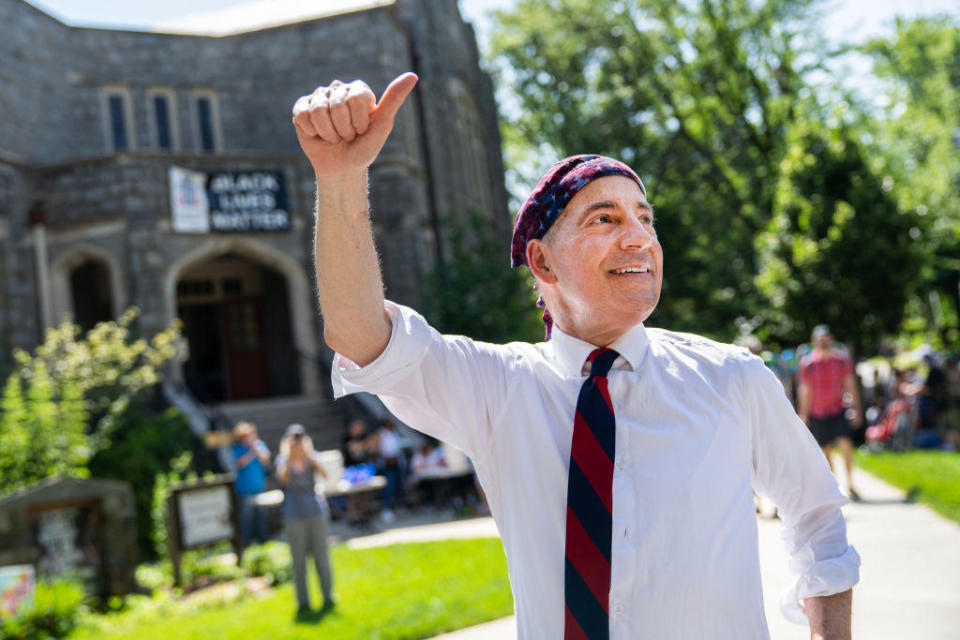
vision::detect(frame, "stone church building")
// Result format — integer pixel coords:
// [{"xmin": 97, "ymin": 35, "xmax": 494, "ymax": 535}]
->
[{"xmin": 0, "ymin": 0, "xmax": 509, "ymax": 451}]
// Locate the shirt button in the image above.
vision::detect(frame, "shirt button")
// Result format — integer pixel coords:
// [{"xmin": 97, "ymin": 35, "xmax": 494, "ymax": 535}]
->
[
  {"xmin": 615, "ymin": 604, "xmax": 625, "ymax": 615},
  {"xmin": 615, "ymin": 456, "xmax": 625, "ymax": 470}
]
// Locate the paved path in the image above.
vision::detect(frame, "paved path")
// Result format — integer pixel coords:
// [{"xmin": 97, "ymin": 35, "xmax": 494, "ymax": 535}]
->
[
  {"xmin": 412, "ymin": 468, "xmax": 960, "ymax": 640},
  {"xmin": 761, "ymin": 468, "xmax": 960, "ymax": 640},
  {"xmin": 345, "ymin": 514, "xmax": 499, "ymax": 550}
]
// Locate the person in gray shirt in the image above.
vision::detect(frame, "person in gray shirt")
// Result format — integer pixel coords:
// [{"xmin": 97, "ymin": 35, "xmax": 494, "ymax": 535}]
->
[{"xmin": 276, "ymin": 423, "xmax": 335, "ymax": 614}]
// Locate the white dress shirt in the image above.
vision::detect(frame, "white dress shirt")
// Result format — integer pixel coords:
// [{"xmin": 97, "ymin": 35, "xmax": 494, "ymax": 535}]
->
[{"xmin": 333, "ymin": 301, "xmax": 860, "ymax": 639}]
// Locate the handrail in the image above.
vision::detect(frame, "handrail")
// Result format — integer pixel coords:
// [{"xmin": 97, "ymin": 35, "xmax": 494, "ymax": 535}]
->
[{"xmin": 162, "ymin": 380, "xmax": 235, "ymax": 471}]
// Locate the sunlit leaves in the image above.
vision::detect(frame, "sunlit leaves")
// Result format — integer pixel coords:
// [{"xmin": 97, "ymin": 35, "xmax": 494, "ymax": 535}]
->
[{"xmin": 0, "ymin": 310, "xmax": 183, "ymax": 493}]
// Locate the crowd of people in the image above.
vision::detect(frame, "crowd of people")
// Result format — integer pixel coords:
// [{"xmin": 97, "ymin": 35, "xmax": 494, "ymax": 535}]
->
[
  {"xmin": 228, "ymin": 417, "xmax": 462, "ymax": 614},
  {"xmin": 740, "ymin": 325, "xmax": 960, "ymax": 480},
  {"xmin": 862, "ymin": 348, "xmax": 960, "ymax": 452}
]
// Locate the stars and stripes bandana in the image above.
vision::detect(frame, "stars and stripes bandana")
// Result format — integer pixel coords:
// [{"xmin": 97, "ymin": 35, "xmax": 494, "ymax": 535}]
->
[{"xmin": 509, "ymin": 155, "xmax": 646, "ymax": 340}]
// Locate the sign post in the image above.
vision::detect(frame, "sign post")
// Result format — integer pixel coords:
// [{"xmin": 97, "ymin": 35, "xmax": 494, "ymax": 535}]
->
[{"xmin": 165, "ymin": 475, "xmax": 241, "ymax": 587}]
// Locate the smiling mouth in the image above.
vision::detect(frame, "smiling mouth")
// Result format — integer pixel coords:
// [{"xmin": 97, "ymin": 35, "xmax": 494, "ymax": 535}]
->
[{"xmin": 609, "ymin": 267, "xmax": 650, "ymax": 274}]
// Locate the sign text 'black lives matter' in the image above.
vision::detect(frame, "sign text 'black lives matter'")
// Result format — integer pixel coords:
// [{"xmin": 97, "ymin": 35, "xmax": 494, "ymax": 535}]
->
[{"xmin": 206, "ymin": 171, "xmax": 290, "ymax": 232}]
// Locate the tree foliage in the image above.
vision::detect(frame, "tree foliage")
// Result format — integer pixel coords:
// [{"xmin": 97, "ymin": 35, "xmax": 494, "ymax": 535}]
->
[
  {"xmin": 755, "ymin": 120, "xmax": 926, "ymax": 354},
  {"xmin": 0, "ymin": 310, "xmax": 184, "ymax": 493},
  {"xmin": 492, "ymin": 0, "xmax": 836, "ymax": 336},
  {"xmin": 88, "ymin": 403, "xmax": 200, "ymax": 560},
  {"xmin": 423, "ymin": 211, "xmax": 544, "ymax": 344},
  {"xmin": 865, "ymin": 16, "xmax": 960, "ymax": 346},
  {"xmin": 491, "ymin": 0, "xmax": 946, "ymax": 348}
]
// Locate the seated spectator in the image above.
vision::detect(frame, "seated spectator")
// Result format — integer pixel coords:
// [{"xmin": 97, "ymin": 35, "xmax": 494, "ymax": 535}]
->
[
  {"xmin": 916, "ymin": 352, "xmax": 948, "ymax": 448},
  {"xmin": 945, "ymin": 354, "xmax": 960, "ymax": 450},
  {"xmin": 901, "ymin": 350, "xmax": 949, "ymax": 449},
  {"xmin": 408, "ymin": 439, "xmax": 448, "ymax": 508},
  {"xmin": 232, "ymin": 421, "xmax": 271, "ymax": 547},
  {"xmin": 410, "ymin": 439, "xmax": 447, "ymax": 480},
  {"xmin": 341, "ymin": 419, "xmax": 374, "ymax": 467},
  {"xmin": 375, "ymin": 418, "xmax": 404, "ymax": 522}
]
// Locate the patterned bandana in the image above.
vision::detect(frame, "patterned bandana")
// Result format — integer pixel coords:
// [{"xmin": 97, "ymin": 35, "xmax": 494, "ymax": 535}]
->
[{"xmin": 510, "ymin": 154, "xmax": 646, "ymax": 340}]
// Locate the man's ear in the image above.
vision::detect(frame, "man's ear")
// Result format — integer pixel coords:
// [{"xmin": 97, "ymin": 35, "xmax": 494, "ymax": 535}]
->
[{"xmin": 526, "ymin": 239, "xmax": 558, "ymax": 285}]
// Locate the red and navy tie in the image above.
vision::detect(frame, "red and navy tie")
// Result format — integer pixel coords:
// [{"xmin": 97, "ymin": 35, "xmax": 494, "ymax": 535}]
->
[{"xmin": 564, "ymin": 347, "xmax": 620, "ymax": 639}]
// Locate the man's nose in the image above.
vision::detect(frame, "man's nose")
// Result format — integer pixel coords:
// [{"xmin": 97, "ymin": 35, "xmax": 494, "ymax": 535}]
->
[{"xmin": 620, "ymin": 216, "xmax": 656, "ymax": 250}]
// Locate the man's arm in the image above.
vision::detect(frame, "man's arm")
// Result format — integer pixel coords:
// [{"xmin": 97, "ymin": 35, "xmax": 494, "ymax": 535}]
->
[
  {"xmin": 744, "ymin": 358, "xmax": 860, "ymax": 631},
  {"xmin": 804, "ymin": 589, "xmax": 852, "ymax": 640},
  {"xmin": 291, "ymin": 73, "xmax": 418, "ymax": 366}
]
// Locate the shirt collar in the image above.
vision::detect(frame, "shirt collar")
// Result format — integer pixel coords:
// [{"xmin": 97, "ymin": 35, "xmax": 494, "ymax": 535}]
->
[{"xmin": 548, "ymin": 322, "xmax": 650, "ymax": 376}]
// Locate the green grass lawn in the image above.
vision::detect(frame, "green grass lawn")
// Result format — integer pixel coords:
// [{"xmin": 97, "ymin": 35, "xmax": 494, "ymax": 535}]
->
[
  {"xmin": 72, "ymin": 538, "xmax": 513, "ymax": 640},
  {"xmin": 856, "ymin": 449, "xmax": 960, "ymax": 524}
]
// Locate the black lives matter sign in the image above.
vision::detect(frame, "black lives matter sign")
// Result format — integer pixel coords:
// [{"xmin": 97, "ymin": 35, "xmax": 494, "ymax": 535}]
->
[{"xmin": 207, "ymin": 171, "xmax": 290, "ymax": 232}]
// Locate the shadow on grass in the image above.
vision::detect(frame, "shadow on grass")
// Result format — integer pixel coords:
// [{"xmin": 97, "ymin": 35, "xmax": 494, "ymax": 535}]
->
[
  {"xmin": 294, "ymin": 604, "xmax": 335, "ymax": 625},
  {"xmin": 855, "ymin": 487, "xmax": 920, "ymax": 506}
]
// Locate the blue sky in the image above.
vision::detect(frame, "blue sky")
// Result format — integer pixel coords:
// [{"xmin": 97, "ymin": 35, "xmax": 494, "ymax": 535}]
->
[{"xmin": 25, "ymin": 0, "xmax": 960, "ymax": 44}]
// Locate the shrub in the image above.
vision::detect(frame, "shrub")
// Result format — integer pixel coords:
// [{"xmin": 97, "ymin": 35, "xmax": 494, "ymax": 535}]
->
[
  {"xmin": 134, "ymin": 563, "xmax": 172, "ymax": 593},
  {"xmin": 0, "ymin": 310, "xmax": 183, "ymax": 496},
  {"xmin": 88, "ymin": 402, "xmax": 201, "ymax": 560},
  {"xmin": 150, "ymin": 451, "xmax": 196, "ymax": 561},
  {"xmin": 179, "ymin": 546, "xmax": 244, "ymax": 589},
  {"xmin": 133, "ymin": 544, "xmax": 245, "ymax": 594},
  {"xmin": 241, "ymin": 541, "xmax": 292, "ymax": 586},
  {"xmin": 0, "ymin": 579, "xmax": 87, "ymax": 640}
]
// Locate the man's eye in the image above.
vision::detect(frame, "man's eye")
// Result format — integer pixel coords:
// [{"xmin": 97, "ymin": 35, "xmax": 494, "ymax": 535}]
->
[{"xmin": 594, "ymin": 214, "xmax": 614, "ymax": 224}]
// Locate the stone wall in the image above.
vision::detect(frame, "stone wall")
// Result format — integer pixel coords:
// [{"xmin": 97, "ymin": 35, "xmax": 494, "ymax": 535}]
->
[
  {"xmin": 0, "ymin": 0, "xmax": 73, "ymax": 165},
  {"xmin": 0, "ymin": 0, "xmax": 509, "ymax": 364},
  {"xmin": 0, "ymin": 477, "xmax": 138, "ymax": 596},
  {"xmin": 0, "ymin": 160, "xmax": 41, "ymax": 356}
]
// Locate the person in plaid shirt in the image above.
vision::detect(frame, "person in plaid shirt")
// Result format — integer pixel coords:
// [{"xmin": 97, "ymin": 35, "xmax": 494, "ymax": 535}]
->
[{"xmin": 798, "ymin": 325, "xmax": 863, "ymax": 499}]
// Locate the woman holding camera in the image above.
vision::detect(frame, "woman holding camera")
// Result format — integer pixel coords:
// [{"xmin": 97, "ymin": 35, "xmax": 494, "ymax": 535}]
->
[{"xmin": 276, "ymin": 423, "xmax": 335, "ymax": 614}]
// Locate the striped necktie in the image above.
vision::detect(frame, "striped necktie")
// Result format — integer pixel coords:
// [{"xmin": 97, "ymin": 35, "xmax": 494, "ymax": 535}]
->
[{"xmin": 564, "ymin": 347, "xmax": 620, "ymax": 639}]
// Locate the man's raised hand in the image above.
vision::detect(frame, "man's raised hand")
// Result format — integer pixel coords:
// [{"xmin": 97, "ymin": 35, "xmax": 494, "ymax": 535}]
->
[{"xmin": 292, "ymin": 73, "xmax": 418, "ymax": 178}]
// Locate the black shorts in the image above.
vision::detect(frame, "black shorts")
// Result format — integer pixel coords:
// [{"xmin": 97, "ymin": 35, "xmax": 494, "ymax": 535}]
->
[{"xmin": 808, "ymin": 412, "xmax": 852, "ymax": 447}]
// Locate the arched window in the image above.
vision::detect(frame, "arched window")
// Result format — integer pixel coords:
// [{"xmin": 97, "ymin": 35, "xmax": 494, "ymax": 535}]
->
[{"xmin": 69, "ymin": 259, "xmax": 113, "ymax": 331}]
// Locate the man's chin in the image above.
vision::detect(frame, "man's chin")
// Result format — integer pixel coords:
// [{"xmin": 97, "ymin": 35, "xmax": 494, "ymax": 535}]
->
[
  {"xmin": 620, "ymin": 294, "xmax": 659, "ymax": 323},
  {"xmin": 604, "ymin": 302, "xmax": 657, "ymax": 331}
]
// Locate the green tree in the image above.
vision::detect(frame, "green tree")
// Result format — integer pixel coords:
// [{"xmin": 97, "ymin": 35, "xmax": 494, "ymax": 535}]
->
[
  {"xmin": 88, "ymin": 403, "xmax": 200, "ymax": 559},
  {"xmin": 755, "ymin": 120, "xmax": 926, "ymax": 354},
  {"xmin": 0, "ymin": 364, "xmax": 89, "ymax": 488},
  {"xmin": 423, "ymin": 211, "xmax": 544, "ymax": 343},
  {"xmin": 491, "ymin": 0, "xmax": 834, "ymax": 336},
  {"xmin": 866, "ymin": 16, "xmax": 960, "ymax": 347},
  {"xmin": 0, "ymin": 309, "xmax": 184, "ymax": 493}
]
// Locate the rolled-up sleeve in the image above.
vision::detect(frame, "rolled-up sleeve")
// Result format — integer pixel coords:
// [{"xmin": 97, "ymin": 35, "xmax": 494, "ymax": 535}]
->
[
  {"xmin": 331, "ymin": 300, "xmax": 513, "ymax": 461},
  {"xmin": 741, "ymin": 356, "xmax": 861, "ymax": 624}
]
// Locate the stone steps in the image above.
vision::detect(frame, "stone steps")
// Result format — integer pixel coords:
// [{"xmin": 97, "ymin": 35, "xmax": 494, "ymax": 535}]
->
[{"xmin": 215, "ymin": 395, "xmax": 347, "ymax": 454}]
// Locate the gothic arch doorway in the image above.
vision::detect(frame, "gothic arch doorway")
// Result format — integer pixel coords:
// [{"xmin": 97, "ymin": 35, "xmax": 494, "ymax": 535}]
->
[{"xmin": 175, "ymin": 252, "xmax": 301, "ymax": 403}]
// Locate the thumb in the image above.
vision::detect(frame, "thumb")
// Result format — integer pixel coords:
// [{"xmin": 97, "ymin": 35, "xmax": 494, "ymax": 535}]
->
[{"xmin": 373, "ymin": 72, "xmax": 418, "ymax": 123}]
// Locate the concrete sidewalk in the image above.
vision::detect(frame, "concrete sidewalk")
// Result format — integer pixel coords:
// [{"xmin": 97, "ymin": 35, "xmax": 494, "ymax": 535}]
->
[
  {"xmin": 761, "ymin": 468, "xmax": 960, "ymax": 640},
  {"xmin": 418, "ymin": 468, "xmax": 960, "ymax": 640}
]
